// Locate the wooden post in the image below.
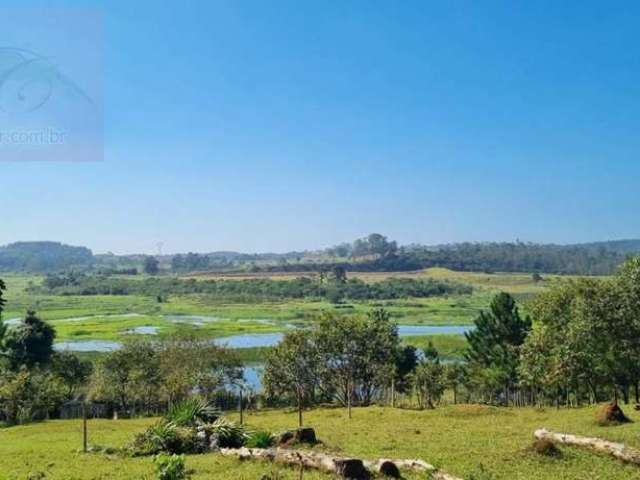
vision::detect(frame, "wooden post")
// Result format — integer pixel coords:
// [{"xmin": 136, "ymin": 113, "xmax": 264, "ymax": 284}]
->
[
  {"xmin": 347, "ymin": 378, "xmax": 352, "ymax": 419},
  {"xmin": 239, "ymin": 387, "xmax": 244, "ymax": 425},
  {"xmin": 82, "ymin": 402, "xmax": 88, "ymax": 453},
  {"xmin": 297, "ymin": 387, "xmax": 303, "ymax": 428},
  {"xmin": 391, "ymin": 378, "xmax": 395, "ymax": 408}
]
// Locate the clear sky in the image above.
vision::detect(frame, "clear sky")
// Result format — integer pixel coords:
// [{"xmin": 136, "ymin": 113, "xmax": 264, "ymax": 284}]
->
[{"xmin": 1, "ymin": 1, "xmax": 639, "ymax": 254}]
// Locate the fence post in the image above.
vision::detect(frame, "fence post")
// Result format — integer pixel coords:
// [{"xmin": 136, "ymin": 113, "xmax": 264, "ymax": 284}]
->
[{"xmin": 82, "ymin": 402, "xmax": 88, "ymax": 453}]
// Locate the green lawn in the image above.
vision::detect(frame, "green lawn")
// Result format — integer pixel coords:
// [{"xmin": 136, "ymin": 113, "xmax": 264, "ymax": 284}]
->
[{"xmin": 1, "ymin": 405, "xmax": 639, "ymax": 479}]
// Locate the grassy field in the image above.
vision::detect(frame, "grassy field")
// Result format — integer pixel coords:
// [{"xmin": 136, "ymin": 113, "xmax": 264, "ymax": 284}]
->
[
  {"xmin": 0, "ymin": 269, "xmax": 576, "ymax": 348},
  {"xmin": 1, "ymin": 405, "xmax": 639, "ymax": 479}
]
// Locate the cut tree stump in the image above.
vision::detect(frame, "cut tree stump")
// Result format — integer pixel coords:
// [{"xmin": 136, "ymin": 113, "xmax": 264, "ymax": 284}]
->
[
  {"xmin": 276, "ymin": 427, "xmax": 317, "ymax": 446},
  {"xmin": 220, "ymin": 447, "xmax": 463, "ymax": 480},
  {"xmin": 534, "ymin": 428, "xmax": 640, "ymax": 466}
]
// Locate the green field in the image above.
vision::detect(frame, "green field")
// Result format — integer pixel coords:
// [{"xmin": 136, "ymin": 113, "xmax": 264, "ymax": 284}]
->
[
  {"xmin": 1, "ymin": 405, "xmax": 639, "ymax": 479},
  {"xmin": 0, "ymin": 269, "xmax": 566, "ymax": 347}
]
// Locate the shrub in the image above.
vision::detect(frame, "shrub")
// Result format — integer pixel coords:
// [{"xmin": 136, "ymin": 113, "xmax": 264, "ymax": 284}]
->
[
  {"xmin": 166, "ymin": 398, "xmax": 221, "ymax": 427},
  {"xmin": 154, "ymin": 453, "xmax": 187, "ymax": 480},
  {"xmin": 245, "ymin": 430, "xmax": 275, "ymax": 448},
  {"xmin": 205, "ymin": 417, "xmax": 250, "ymax": 448},
  {"xmin": 129, "ymin": 421, "xmax": 203, "ymax": 456},
  {"xmin": 531, "ymin": 439, "xmax": 561, "ymax": 457}
]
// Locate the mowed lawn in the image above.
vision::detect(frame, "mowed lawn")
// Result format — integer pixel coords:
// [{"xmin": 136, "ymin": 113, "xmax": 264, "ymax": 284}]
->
[{"xmin": 1, "ymin": 405, "xmax": 640, "ymax": 479}]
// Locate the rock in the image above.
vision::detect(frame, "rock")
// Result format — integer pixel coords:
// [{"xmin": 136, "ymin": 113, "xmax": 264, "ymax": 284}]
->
[
  {"xmin": 333, "ymin": 458, "xmax": 370, "ymax": 479},
  {"xmin": 209, "ymin": 433, "xmax": 221, "ymax": 451},
  {"xmin": 377, "ymin": 460, "xmax": 401, "ymax": 478}
]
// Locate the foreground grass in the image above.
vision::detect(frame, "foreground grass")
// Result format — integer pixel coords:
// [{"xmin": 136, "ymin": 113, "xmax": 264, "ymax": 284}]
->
[{"xmin": 1, "ymin": 405, "xmax": 640, "ymax": 479}]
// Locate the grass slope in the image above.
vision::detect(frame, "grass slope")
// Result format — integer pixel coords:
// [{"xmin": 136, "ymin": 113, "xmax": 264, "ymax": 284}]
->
[{"xmin": 1, "ymin": 405, "xmax": 639, "ymax": 479}]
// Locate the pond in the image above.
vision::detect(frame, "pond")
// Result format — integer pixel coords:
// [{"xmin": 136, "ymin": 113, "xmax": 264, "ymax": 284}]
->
[
  {"xmin": 213, "ymin": 325, "xmax": 473, "ymax": 349},
  {"xmin": 51, "ymin": 324, "xmax": 474, "ymax": 353},
  {"xmin": 213, "ymin": 333, "xmax": 284, "ymax": 349},
  {"xmin": 398, "ymin": 325, "xmax": 473, "ymax": 336},
  {"xmin": 125, "ymin": 326, "xmax": 160, "ymax": 335},
  {"xmin": 54, "ymin": 340, "xmax": 122, "ymax": 352},
  {"xmin": 162, "ymin": 314, "xmax": 222, "ymax": 326}
]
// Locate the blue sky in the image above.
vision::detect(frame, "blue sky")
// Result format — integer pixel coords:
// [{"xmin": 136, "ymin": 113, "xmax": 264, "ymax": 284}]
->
[{"xmin": 1, "ymin": 1, "xmax": 640, "ymax": 254}]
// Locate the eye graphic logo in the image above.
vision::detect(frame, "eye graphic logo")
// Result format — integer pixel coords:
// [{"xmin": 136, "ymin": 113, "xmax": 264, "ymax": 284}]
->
[{"xmin": 0, "ymin": 47, "xmax": 91, "ymax": 115}]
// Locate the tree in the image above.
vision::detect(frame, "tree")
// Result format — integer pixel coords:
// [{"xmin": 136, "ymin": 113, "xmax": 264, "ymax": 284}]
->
[
  {"xmin": 158, "ymin": 337, "xmax": 242, "ymax": 405},
  {"xmin": 51, "ymin": 351, "xmax": 93, "ymax": 400},
  {"xmin": 143, "ymin": 256, "xmax": 160, "ymax": 275},
  {"xmin": 411, "ymin": 343, "xmax": 445, "ymax": 409},
  {"xmin": 4, "ymin": 311, "xmax": 56, "ymax": 369},
  {"xmin": 0, "ymin": 367, "xmax": 65, "ymax": 425},
  {"xmin": 0, "ymin": 278, "xmax": 6, "ymax": 345},
  {"xmin": 263, "ymin": 330, "xmax": 321, "ymax": 426},
  {"xmin": 90, "ymin": 339, "xmax": 161, "ymax": 412},
  {"xmin": 445, "ymin": 363, "xmax": 467, "ymax": 404},
  {"xmin": 313, "ymin": 309, "xmax": 401, "ymax": 408},
  {"xmin": 465, "ymin": 292, "xmax": 531, "ymax": 404},
  {"xmin": 331, "ymin": 266, "xmax": 347, "ymax": 284},
  {"xmin": 0, "ymin": 278, "xmax": 6, "ymax": 317}
]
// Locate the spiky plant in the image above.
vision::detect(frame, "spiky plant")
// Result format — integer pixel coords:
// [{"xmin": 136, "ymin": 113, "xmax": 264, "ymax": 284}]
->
[
  {"xmin": 206, "ymin": 417, "xmax": 250, "ymax": 448},
  {"xmin": 165, "ymin": 398, "xmax": 221, "ymax": 427}
]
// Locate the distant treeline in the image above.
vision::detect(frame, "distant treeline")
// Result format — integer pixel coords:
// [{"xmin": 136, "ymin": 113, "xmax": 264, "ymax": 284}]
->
[
  {"xmin": 35, "ymin": 274, "xmax": 471, "ymax": 301},
  {"xmin": 0, "ymin": 242, "xmax": 94, "ymax": 273},
  {"xmin": 253, "ymin": 243, "xmax": 626, "ymax": 276},
  {"xmin": 3, "ymin": 235, "xmax": 640, "ymax": 275}
]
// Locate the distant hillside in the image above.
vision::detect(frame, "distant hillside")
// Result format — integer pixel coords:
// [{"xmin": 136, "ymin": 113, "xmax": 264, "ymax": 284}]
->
[
  {"xmin": 2, "ymin": 235, "xmax": 640, "ymax": 275},
  {"xmin": 573, "ymin": 239, "xmax": 640, "ymax": 255},
  {"xmin": 0, "ymin": 241, "xmax": 94, "ymax": 273}
]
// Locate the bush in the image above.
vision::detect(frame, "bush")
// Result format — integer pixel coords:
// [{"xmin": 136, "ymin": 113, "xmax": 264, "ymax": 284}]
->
[
  {"xmin": 166, "ymin": 398, "xmax": 221, "ymax": 427},
  {"xmin": 204, "ymin": 417, "xmax": 250, "ymax": 448},
  {"xmin": 531, "ymin": 439, "xmax": 561, "ymax": 457},
  {"xmin": 245, "ymin": 430, "xmax": 275, "ymax": 448},
  {"xmin": 129, "ymin": 421, "xmax": 203, "ymax": 456},
  {"xmin": 154, "ymin": 453, "xmax": 187, "ymax": 480}
]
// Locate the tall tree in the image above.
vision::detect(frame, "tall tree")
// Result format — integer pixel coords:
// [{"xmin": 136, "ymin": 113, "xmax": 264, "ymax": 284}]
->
[
  {"xmin": 0, "ymin": 278, "xmax": 6, "ymax": 344},
  {"xmin": 263, "ymin": 330, "xmax": 321, "ymax": 427},
  {"xmin": 143, "ymin": 256, "xmax": 160, "ymax": 275},
  {"xmin": 4, "ymin": 311, "xmax": 56, "ymax": 369},
  {"xmin": 465, "ymin": 292, "xmax": 531, "ymax": 403}
]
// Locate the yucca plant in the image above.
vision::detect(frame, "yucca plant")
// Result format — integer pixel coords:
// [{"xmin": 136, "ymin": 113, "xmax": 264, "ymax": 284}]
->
[
  {"xmin": 165, "ymin": 398, "xmax": 221, "ymax": 427},
  {"xmin": 245, "ymin": 430, "xmax": 275, "ymax": 448},
  {"xmin": 206, "ymin": 417, "xmax": 250, "ymax": 448}
]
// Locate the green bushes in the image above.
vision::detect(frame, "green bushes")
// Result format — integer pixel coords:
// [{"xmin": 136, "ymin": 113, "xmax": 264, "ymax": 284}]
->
[
  {"xmin": 203, "ymin": 417, "xmax": 250, "ymax": 449},
  {"xmin": 129, "ymin": 421, "xmax": 202, "ymax": 456},
  {"xmin": 244, "ymin": 430, "xmax": 275, "ymax": 448},
  {"xmin": 165, "ymin": 398, "xmax": 221, "ymax": 427},
  {"xmin": 36, "ymin": 273, "xmax": 472, "ymax": 301},
  {"xmin": 154, "ymin": 453, "xmax": 187, "ymax": 480},
  {"xmin": 128, "ymin": 399, "xmax": 253, "ymax": 456}
]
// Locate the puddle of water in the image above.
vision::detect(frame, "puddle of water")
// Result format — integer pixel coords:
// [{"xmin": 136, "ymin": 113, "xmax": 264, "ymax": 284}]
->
[
  {"xmin": 163, "ymin": 315, "xmax": 221, "ymax": 325},
  {"xmin": 241, "ymin": 365, "xmax": 264, "ymax": 391},
  {"xmin": 54, "ymin": 340, "xmax": 122, "ymax": 352},
  {"xmin": 125, "ymin": 326, "xmax": 160, "ymax": 335},
  {"xmin": 398, "ymin": 325, "xmax": 474, "ymax": 336},
  {"xmin": 213, "ymin": 333, "xmax": 284, "ymax": 349}
]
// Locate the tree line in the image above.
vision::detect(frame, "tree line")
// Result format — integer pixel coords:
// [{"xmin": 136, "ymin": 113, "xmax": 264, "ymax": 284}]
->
[
  {"xmin": 35, "ymin": 273, "xmax": 472, "ymax": 302},
  {"xmin": 263, "ymin": 256, "xmax": 640, "ymax": 414}
]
